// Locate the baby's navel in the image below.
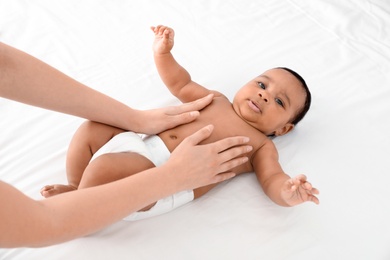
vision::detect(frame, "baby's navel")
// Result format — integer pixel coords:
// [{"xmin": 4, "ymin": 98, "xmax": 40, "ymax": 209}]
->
[{"xmin": 169, "ymin": 135, "xmax": 178, "ymax": 140}]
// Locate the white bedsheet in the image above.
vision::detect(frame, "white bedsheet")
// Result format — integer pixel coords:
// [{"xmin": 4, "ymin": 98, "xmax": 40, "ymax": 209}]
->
[{"xmin": 1, "ymin": 0, "xmax": 389, "ymax": 259}]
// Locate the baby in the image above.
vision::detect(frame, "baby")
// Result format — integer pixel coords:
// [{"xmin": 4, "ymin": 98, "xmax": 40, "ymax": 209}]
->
[{"xmin": 41, "ymin": 25, "xmax": 319, "ymax": 220}]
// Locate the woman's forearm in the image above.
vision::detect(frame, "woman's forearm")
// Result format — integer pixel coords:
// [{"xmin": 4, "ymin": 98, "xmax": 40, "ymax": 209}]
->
[
  {"xmin": 0, "ymin": 42, "xmax": 138, "ymax": 130},
  {"xmin": 0, "ymin": 126, "xmax": 251, "ymax": 248},
  {"xmin": 0, "ymin": 166, "xmax": 178, "ymax": 248},
  {"xmin": 0, "ymin": 42, "xmax": 216, "ymax": 134}
]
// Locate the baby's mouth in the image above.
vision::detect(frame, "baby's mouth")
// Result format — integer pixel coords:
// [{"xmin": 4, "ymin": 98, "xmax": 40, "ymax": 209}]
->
[{"xmin": 248, "ymin": 100, "xmax": 261, "ymax": 113}]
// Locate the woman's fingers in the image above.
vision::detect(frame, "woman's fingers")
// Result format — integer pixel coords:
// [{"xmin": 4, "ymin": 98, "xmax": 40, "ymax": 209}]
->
[
  {"xmin": 208, "ymin": 171, "xmax": 236, "ymax": 184},
  {"xmin": 160, "ymin": 95, "xmax": 214, "ymax": 128},
  {"xmin": 182, "ymin": 124, "xmax": 214, "ymax": 145},
  {"xmin": 187, "ymin": 126, "xmax": 252, "ymax": 175},
  {"xmin": 165, "ymin": 94, "xmax": 214, "ymax": 115},
  {"xmin": 169, "ymin": 125, "xmax": 251, "ymax": 189},
  {"xmin": 210, "ymin": 135, "xmax": 251, "ymax": 154},
  {"xmin": 184, "ymin": 125, "xmax": 252, "ymax": 164},
  {"xmin": 218, "ymin": 155, "xmax": 249, "ymax": 174}
]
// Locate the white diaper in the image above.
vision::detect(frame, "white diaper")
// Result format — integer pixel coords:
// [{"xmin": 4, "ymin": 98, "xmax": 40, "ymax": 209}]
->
[
  {"xmin": 91, "ymin": 132, "xmax": 167, "ymax": 167},
  {"xmin": 91, "ymin": 131, "xmax": 194, "ymax": 221}
]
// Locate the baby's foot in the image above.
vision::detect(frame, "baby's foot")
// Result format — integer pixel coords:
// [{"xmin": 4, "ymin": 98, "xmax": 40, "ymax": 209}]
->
[{"xmin": 40, "ymin": 184, "xmax": 77, "ymax": 198}]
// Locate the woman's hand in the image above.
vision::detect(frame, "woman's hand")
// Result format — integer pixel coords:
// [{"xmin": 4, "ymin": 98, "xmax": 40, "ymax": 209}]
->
[
  {"xmin": 164, "ymin": 125, "xmax": 253, "ymax": 190},
  {"xmin": 132, "ymin": 94, "xmax": 214, "ymax": 134}
]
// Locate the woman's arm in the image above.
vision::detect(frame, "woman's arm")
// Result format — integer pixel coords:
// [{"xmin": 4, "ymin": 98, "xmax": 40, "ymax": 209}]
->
[
  {"xmin": 0, "ymin": 42, "xmax": 252, "ymax": 247},
  {"xmin": 0, "ymin": 125, "xmax": 251, "ymax": 248},
  {"xmin": 0, "ymin": 41, "xmax": 212, "ymax": 134}
]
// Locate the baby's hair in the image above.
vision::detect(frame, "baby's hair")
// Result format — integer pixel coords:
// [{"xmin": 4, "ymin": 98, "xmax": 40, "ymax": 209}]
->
[{"xmin": 277, "ymin": 67, "xmax": 311, "ymax": 125}]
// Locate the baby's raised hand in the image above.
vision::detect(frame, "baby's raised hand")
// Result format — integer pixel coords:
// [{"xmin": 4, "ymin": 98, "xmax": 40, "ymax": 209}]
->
[
  {"xmin": 151, "ymin": 25, "xmax": 174, "ymax": 55},
  {"xmin": 281, "ymin": 174, "xmax": 320, "ymax": 206}
]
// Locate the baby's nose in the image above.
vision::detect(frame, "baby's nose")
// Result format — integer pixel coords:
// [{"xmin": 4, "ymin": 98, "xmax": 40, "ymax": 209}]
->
[{"xmin": 258, "ymin": 92, "xmax": 268, "ymax": 102}]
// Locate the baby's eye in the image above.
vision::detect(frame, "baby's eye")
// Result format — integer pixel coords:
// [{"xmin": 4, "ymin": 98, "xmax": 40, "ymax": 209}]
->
[
  {"xmin": 275, "ymin": 98, "xmax": 284, "ymax": 107},
  {"xmin": 257, "ymin": 82, "xmax": 266, "ymax": 89}
]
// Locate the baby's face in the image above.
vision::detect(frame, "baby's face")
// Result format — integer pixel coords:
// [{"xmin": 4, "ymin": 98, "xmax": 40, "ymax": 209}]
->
[{"xmin": 232, "ymin": 68, "xmax": 306, "ymax": 136}]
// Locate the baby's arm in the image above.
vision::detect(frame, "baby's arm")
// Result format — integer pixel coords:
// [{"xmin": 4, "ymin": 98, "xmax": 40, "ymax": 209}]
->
[
  {"xmin": 151, "ymin": 25, "xmax": 218, "ymax": 103},
  {"xmin": 253, "ymin": 140, "xmax": 319, "ymax": 206}
]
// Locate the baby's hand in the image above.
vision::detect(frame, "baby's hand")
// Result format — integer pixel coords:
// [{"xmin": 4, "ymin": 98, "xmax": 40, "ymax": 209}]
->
[
  {"xmin": 151, "ymin": 25, "xmax": 174, "ymax": 55},
  {"xmin": 281, "ymin": 174, "xmax": 320, "ymax": 206}
]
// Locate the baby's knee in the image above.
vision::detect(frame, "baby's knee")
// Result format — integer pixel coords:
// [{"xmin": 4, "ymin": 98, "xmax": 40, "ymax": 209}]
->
[{"xmin": 78, "ymin": 120, "xmax": 100, "ymax": 132}]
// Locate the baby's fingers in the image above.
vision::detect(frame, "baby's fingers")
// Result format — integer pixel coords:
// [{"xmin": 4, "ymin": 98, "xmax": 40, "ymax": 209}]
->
[
  {"xmin": 289, "ymin": 177, "xmax": 302, "ymax": 191},
  {"xmin": 302, "ymin": 183, "xmax": 320, "ymax": 204},
  {"xmin": 302, "ymin": 181, "xmax": 313, "ymax": 190},
  {"xmin": 289, "ymin": 174, "xmax": 309, "ymax": 190},
  {"xmin": 301, "ymin": 181, "xmax": 320, "ymax": 195},
  {"xmin": 151, "ymin": 25, "xmax": 162, "ymax": 34},
  {"xmin": 309, "ymin": 194, "xmax": 320, "ymax": 205},
  {"xmin": 151, "ymin": 25, "xmax": 165, "ymax": 34},
  {"xmin": 309, "ymin": 187, "xmax": 320, "ymax": 195},
  {"xmin": 284, "ymin": 178, "xmax": 298, "ymax": 192},
  {"xmin": 294, "ymin": 174, "xmax": 307, "ymax": 183}
]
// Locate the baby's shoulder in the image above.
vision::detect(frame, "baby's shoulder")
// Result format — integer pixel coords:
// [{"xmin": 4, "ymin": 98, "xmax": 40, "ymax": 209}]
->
[
  {"xmin": 250, "ymin": 137, "xmax": 278, "ymax": 161},
  {"xmin": 248, "ymin": 131, "xmax": 270, "ymax": 150}
]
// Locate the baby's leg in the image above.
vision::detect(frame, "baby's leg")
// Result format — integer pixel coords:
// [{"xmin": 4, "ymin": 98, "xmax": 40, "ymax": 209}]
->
[
  {"xmin": 79, "ymin": 152, "xmax": 156, "ymax": 211},
  {"xmin": 193, "ymin": 183, "xmax": 219, "ymax": 199},
  {"xmin": 66, "ymin": 121, "xmax": 125, "ymax": 187},
  {"xmin": 40, "ymin": 121, "xmax": 125, "ymax": 198}
]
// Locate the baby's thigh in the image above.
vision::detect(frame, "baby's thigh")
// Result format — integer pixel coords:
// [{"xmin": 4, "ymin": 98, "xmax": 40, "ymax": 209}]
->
[
  {"xmin": 74, "ymin": 121, "xmax": 126, "ymax": 154},
  {"xmin": 193, "ymin": 183, "xmax": 220, "ymax": 199},
  {"xmin": 79, "ymin": 152, "xmax": 155, "ymax": 188}
]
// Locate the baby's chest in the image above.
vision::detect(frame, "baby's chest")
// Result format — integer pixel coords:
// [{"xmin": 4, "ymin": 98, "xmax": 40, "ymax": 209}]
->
[{"xmin": 160, "ymin": 98, "xmax": 265, "ymax": 163}]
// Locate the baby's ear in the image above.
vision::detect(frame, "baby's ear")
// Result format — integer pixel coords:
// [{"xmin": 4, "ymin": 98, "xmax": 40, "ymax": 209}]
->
[{"xmin": 274, "ymin": 123, "xmax": 294, "ymax": 136}]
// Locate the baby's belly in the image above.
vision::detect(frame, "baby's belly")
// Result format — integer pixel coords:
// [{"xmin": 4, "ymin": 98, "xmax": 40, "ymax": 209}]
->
[
  {"xmin": 158, "ymin": 125, "xmax": 255, "ymax": 174},
  {"xmin": 158, "ymin": 123, "xmax": 214, "ymax": 152}
]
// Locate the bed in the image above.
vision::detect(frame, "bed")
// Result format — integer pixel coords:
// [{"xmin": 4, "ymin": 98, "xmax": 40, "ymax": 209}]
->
[{"xmin": 1, "ymin": 0, "xmax": 389, "ymax": 259}]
